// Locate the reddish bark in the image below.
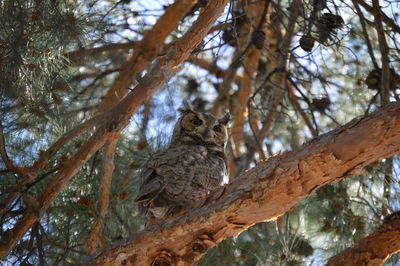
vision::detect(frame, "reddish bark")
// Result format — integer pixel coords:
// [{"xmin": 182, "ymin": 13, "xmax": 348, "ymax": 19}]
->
[
  {"xmin": 0, "ymin": 123, "xmax": 28, "ymax": 177},
  {"xmin": 0, "ymin": 0, "xmax": 231, "ymax": 258},
  {"xmin": 86, "ymin": 137, "xmax": 118, "ymax": 255},
  {"xmin": 254, "ymin": 0, "xmax": 301, "ymax": 161},
  {"xmin": 82, "ymin": 103, "xmax": 400, "ymax": 265},
  {"xmin": 230, "ymin": 0, "xmax": 268, "ymax": 174},
  {"xmin": 327, "ymin": 212, "xmax": 400, "ymax": 266},
  {"xmin": 96, "ymin": 0, "xmax": 197, "ymax": 113}
]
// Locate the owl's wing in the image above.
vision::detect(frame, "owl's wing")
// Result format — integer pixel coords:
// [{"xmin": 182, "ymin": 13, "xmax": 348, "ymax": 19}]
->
[
  {"xmin": 135, "ymin": 147, "xmax": 228, "ymax": 218},
  {"xmin": 135, "ymin": 170, "xmax": 163, "ymax": 204},
  {"xmin": 191, "ymin": 154, "xmax": 228, "ymax": 190},
  {"xmin": 134, "ymin": 148, "xmax": 187, "ymax": 207},
  {"xmin": 134, "ymin": 156, "xmax": 165, "ymax": 205}
]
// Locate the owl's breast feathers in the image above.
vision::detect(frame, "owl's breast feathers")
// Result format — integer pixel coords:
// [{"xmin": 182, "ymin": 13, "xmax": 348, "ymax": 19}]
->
[{"xmin": 135, "ymin": 145, "xmax": 229, "ymax": 219}]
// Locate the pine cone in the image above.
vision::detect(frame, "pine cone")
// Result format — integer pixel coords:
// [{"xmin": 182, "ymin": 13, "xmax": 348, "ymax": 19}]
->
[
  {"xmin": 300, "ymin": 35, "xmax": 315, "ymax": 52},
  {"xmin": 252, "ymin": 30, "xmax": 265, "ymax": 50}
]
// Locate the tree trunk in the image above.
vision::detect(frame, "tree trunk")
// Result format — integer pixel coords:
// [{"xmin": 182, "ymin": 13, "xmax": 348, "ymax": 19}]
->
[{"xmin": 81, "ymin": 103, "xmax": 400, "ymax": 265}]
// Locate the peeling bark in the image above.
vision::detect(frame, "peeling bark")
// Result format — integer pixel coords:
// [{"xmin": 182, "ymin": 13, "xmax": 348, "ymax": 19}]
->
[
  {"xmin": 82, "ymin": 103, "xmax": 400, "ymax": 265},
  {"xmin": 327, "ymin": 212, "xmax": 400, "ymax": 266}
]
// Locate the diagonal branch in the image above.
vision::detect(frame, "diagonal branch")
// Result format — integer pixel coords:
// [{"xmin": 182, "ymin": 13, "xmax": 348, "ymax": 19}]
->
[
  {"xmin": 96, "ymin": 0, "xmax": 198, "ymax": 114},
  {"xmin": 0, "ymin": 122, "xmax": 28, "ymax": 177},
  {"xmin": 287, "ymin": 83, "xmax": 318, "ymax": 137},
  {"xmin": 327, "ymin": 212, "xmax": 400, "ymax": 265},
  {"xmin": 355, "ymin": 0, "xmax": 400, "ymax": 34},
  {"xmin": 0, "ymin": 0, "xmax": 231, "ymax": 258},
  {"xmin": 83, "ymin": 103, "xmax": 400, "ymax": 265},
  {"xmin": 351, "ymin": 0, "xmax": 378, "ymax": 69},
  {"xmin": 0, "ymin": 112, "xmax": 108, "ymax": 218}
]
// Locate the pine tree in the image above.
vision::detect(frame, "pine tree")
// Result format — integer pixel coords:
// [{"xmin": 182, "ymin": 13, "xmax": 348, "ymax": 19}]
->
[{"xmin": 1, "ymin": 0, "xmax": 400, "ymax": 265}]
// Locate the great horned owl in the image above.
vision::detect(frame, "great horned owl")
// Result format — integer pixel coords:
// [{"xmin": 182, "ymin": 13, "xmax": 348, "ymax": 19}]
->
[{"xmin": 135, "ymin": 103, "xmax": 231, "ymax": 220}]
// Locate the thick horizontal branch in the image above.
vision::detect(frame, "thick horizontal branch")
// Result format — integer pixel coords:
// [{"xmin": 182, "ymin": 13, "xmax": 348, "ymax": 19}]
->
[
  {"xmin": 83, "ymin": 103, "xmax": 400, "ymax": 265},
  {"xmin": 327, "ymin": 212, "xmax": 400, "ymax": 265}
]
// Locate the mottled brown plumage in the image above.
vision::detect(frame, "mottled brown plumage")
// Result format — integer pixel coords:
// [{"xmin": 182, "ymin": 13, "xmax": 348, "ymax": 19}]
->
[{"xmin": 135, "ymin": 103, "xmax": 231, "ymax": 219}]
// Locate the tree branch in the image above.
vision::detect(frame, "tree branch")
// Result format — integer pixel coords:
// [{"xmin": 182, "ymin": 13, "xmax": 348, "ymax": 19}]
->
[
  {"xmin": 0, "ymin": 112, "xmax": 108, "ymax": 219},
  {"xmin": 351, "ymin": 0, "xmax": 379, "ymax": 70},
  {"xmin": 247, "ymin": 0, "xmax": 300, "ymax": 162},
  {"xmin": 229, "ymin": 0, "xmax": 269, "ymax": 174},
  {"xmin": 86, "ymin": 137, "xmax": 118, "ymax": 255},
  {"xmin": 327, "ymin": 212, "xmax": 400, "ymax": 265},
  {"xmin": 0, "ymin": 0, "xmax": 231, "ymax": 258},
  {"xmin": 82, "ymin": 103, "xmax": 400, "ymax": 265},
  {"xmin": 96, "ymin": 0, "xmax": 198, "ymax": 113},
  {"xmin": 372, "ymin": 0, "xmax": 391, "ymax": 105},
  {"xmin": 287, "ymin": 83, "xmax": 318, "ymax": 137},
  {"xmin": 0, "ymin": 122, "xmax": 28, "ymax": 177},
  {"xmin": 65, "ymin": 42, "xmax": 138, "ymax": 63},
  {"xmin": 355, "ymin": 0, "xmax": 400, "ymax": 34}
]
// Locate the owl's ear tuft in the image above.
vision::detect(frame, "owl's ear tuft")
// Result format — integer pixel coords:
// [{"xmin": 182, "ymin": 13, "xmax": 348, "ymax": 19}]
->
[
  {"xmin": 218, "ymin": 112, "xmax": 231, "ymax": 125},
  {"xmin": 178, "ymin": 100, "xmax": 194, "ymax": 114}
]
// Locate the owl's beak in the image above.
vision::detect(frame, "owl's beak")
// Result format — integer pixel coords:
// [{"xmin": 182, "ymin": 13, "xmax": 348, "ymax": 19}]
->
[{"xmin": 202, "ymin": 129, "xmax": 211, "ymax": 139}]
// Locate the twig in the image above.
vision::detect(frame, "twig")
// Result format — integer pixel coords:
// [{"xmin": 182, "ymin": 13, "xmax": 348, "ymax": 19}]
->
[
  {"xmin": 0, "ymin": 122, "xmax": 28, "ymax": 177},
  {"xmin": 287, "ymin": 82, "xmax": 318, "ymax": 137},
  {"xmin": 351, "ymin": 0, "xmax": 379, "ymax": 69},
  {"xmin": 95, "ymin": 0, "xmax": 198, "ymax": 114},
  {"xmin": 0, "ymin": 0, "xmax": 232, "ymax": 257},
  {"xmin": 65, "ymin": 42, "xmax": 138, "ymax": 62},
  {"xmin": 288, "ymin": 76, "xmax": 320, "ymax": 132},
  {"xmin": 356, "ymin": 0, "xmax": 400, "ymax": 34},
  {"xmin": 372, "ymin": 0, "xmax": 391, "ymax": 105}
]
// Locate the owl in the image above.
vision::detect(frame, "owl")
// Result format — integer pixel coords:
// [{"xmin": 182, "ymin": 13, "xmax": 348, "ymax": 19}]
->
[{"xmin": 135, "ymin": 103, "xmax": 231, "ymax": 220}]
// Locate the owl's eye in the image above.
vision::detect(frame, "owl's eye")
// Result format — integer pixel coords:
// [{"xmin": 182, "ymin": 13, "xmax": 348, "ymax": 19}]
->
[
  {"xmin": 190, "ymin": 116, "xmax": 202, "ymax": 126},
  {"xmin": 213, "ymin": 125, "xmax": 222, "ymax": 133}
]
